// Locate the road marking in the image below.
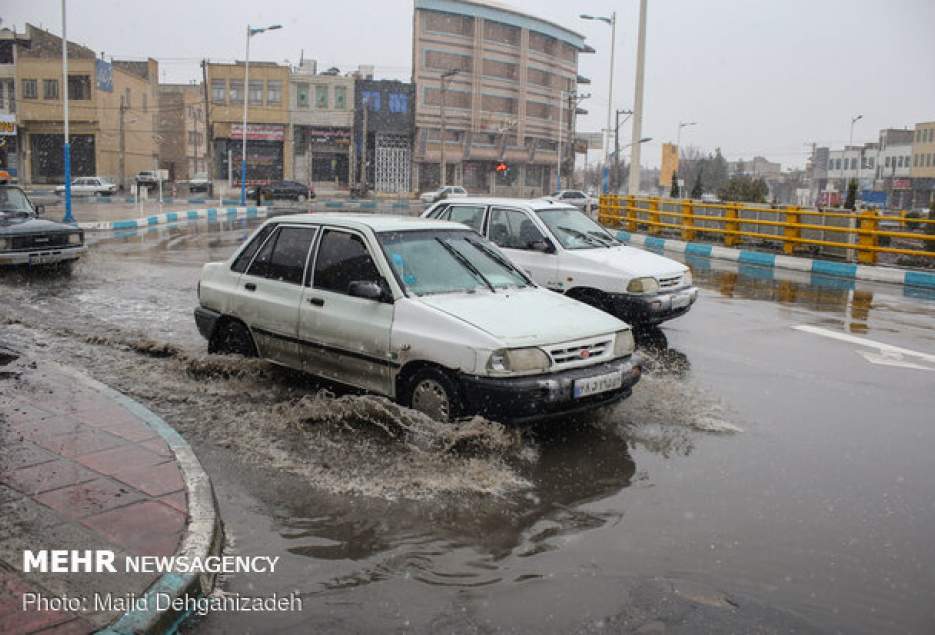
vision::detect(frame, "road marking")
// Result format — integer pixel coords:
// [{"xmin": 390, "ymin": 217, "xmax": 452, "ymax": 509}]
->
[{"xmin": 793, "ymin": 325, "xmax": 935, "ymax": 370}]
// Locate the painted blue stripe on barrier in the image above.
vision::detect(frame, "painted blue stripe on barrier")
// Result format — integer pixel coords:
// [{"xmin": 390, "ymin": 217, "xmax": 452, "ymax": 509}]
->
[
  {"xmin": 187, "ymin": 210, "xmax": 199, "ymax": 220},
  {"xmin": 188, "ymin": 198, "xmax": 206, "ymax": 204},
  {"xmin": 616, "ymin": 230, "xmax": 631, "ymax": 242},
  {"xmin": 325, "ymin": 201, "xmax": 344, "ymax": 208},
  {"xmin": 206, "ymin": 208, "xmax": 217, "ymax": 220},
  {"xmin": 811, "ymin": 259, "xmax": 857, "ymax": 278},
  {"xmin": 147, "ymin": 215, "xmax": 159, "ymax": 226},
  {"xmin": 644, "ymin": 236, "xmax": 665, "ymax": 250},
  {"xmin": 112, "ymin": 220, "xmax": 138, "ymax": 230},
  {"xmin": 226, "ymin": 207, "xmax": 237, "ymax": 217},
  {"xmin": 166, "ymin": 212, "xmax": 178, "ymax": 222},
  {"xmin": 246, "ymin": 207, "xmax": 258, "ymax": 217},
  {"xmin": 685, "ymin": 243, "xmax": 712, "ymax": 257},
  {"xmin": 739, "ymin": 250, "xmax": 776, "ymax": 266},
  {"xmin": 905, "ymin": 271, "xmax": 935, "ymax": 288},
  {"xmin": 360, "ymin": 201, "xmax": 378, "ymax": 209}
]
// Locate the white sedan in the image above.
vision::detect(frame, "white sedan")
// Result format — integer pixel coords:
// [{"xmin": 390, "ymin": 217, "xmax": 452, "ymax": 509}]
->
[
  {"xmin": 547, "ymin": 190, "xmax": 599, "ymax": 211},
  {"xmin": 419, "ymin": 185, "xmax": 468, "ymax": 204},
  {"xmin": 55, "ymin": 177, "xmax": 117, "ymax": 197}
]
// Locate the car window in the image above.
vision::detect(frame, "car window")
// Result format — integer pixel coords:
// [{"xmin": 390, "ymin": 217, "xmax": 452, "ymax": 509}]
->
[
  {"xmin": 313, "ymin": 229, "xmax": 383, "ymax": 294},
  {"xmin": 446, "ymin": 205, "xmax": 485, "ymax": 232},
  {"xmin": 232, "ymin": 224, "xmax": 275, "ymax": 273},
  {"xmin": 568, "ymin": 191, "xmax": 584, "ymax": 199},
  {"xmin": 246, "ymin": 227, "xmax": 280, "ymax": 278},
  {"xmin": 266, "ymin": 226, "xmax": 318, "ymax": 285},
  {"xmin": 549, "ymin": 191, "xmax": 560, "ymax": 197},
  {"xmin": 535, "ymin": 207, "xmax": 619, "ymax": 250},
  {"xmin": 428, "ymin": 203, "xmax": 451, "ymax": 219},
  {"xmin": 488, "ymin": 208, "xmax": 545, "ymax": 250},
  {"xmin": 454, "ymin": 187, "xmax": 466, "ymax": 194}
]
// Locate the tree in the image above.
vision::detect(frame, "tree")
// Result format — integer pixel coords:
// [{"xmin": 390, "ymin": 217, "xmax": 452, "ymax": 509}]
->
[
  {"xmin": 690, "ymin": 168, "xmax": 704, "ymax": 199},
  {"xmin": 845, "ymin": 178, "xmax": 858, "ymax": 210},
  {"xmin": 708, "ymin": 148, "xmax": 729, "ymax": 194},
  {"xmin": 717, "ymin": 175, "xmax": 769, "ymax": 204},
  {"xmin": 670, "ymin": 172, "xmax": 680, "ymax": 198}
]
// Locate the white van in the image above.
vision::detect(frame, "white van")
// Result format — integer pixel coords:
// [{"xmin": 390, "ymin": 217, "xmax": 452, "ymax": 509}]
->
[
  {"xmin": 422, "ymin": 198, "xmax": 698, "ymax": 326},
  {"xmin": 195, "ymin": 214, "xmax": 641, "ymax": 422}
]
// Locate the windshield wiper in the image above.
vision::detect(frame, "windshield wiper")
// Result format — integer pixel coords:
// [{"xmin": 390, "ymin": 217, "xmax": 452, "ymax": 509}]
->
[
  {"xmin": 435, "ymin": 237, "xmax": 496, "ymax": 293},
  {"xmin": 464, "ymin": 238, "xmax": 530, "ymax": 286},
  {"xmin": 556, "ymin": 225, "xmax": 611, "ymax": 247},
  {"xmin": 588, "ymin": 229, "xmax": 619, "ymax": 245}
]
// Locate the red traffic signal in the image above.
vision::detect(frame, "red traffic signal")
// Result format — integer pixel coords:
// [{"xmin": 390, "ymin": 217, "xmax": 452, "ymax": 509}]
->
[{"xmin": 495, "ymin": 162, "xmax": 508, "ymax": 173}]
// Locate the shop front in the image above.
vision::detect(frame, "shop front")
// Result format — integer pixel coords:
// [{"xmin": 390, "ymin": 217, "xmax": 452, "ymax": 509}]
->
[
  {"xmin": 0, "ymin": 114, "xmax": 17, "ymax": 180},
  {"xmin": 215, "ymin": 123, "xmax": 285, "ymax": 185},
  {"xmin": 295, "ymin": 126, "xmax": 351, "ymax": 186}
]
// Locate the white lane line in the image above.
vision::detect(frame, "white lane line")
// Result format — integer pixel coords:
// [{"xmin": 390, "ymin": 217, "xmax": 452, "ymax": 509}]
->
[{"xmin": 792, "ymin": 325, "xmax": 935, "ymax": 368}]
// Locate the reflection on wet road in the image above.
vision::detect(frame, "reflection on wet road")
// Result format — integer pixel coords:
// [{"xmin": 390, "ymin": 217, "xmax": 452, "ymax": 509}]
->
[{"xmin": 2, "ymin": 218, "xmax": 934, "ymax": 633}]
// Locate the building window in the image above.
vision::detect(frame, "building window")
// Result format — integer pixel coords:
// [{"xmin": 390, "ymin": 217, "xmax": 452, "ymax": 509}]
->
[
  {"xmin": 389, "ymin": 92, "xmax": 408, "ymax": 113},
  {"xmin": 249, "ymin": 80, "xmax": 263, "ymax": 105},
  {"xmin": 22, "ymin": 79, "xmax": 37, "ymax": 99},
  {"xmin": 885, "ymin": 156, "xmax": 891, "ymax": 168},
  {"xmin": 424, "ymin": 50, "xmax": 472, "ymax": 73},
  {"xmin": 482, "ymin": 93, "xmax": 517, "ymax": 114},
  {"xmin": 913, "ymin": 154, "xmax": 918, "ymax": 167},
  {"xmin": 42, "ymin": 79, "xmax": 59, "ymax": 99},
  {"xmin": 897, "ymin": 156, "xmax": 903, "ymax": 168},
  {"xmin": 229, "ymin": 80, "xmax": 243, "ymax": 103},
  {"xmin": 315, "ymin": 85, "xmax": 328, "ymax": 109},
  {"xmin": 267, "ymin": 80, "xmax": 282, "ymax": 104},
  {"xmin": 484, "ymin": 21, "xmax": 520, "ymax": 46},
  {"xmin": 362, "ymin": 90, "xmax": 381, "ymax": 111},
  {"xmin": 916, "ymin": 130, "xmax": 922, "ymax": 142},
  {"xmin": 296, "ymin": 83, "xmax": 309, "ymax": 108},
  {"xmin": 529, "ymin": 31, "xmax": 558, "ymax": 56},
  {"xmin": 334, "ymin": 85, "xmax": 347, "ymax": 109},
  {"xmin": 423, "ymin": 87, "xmax": 470, "ymax": 109},
  {"xmin": 142, "ymin": 92, "xmax": 148, "ymax": 112},
  {"xmin": 867, "ymin": 157, "xmax": 873, "ymax": 168},
  {"xmin": 526, "ymin": 100, "xmax": 553, "ymax": 120},
  {"xmin": 212, "ymin": 79, "xmax": 226, "ymax": 103},
  {"xmin": 483, "ymin": 59, "xmax": 517, "ymax": 81},
  {"xmin": 423, "ymin": 10, "xmax": 474, "ymax": 37},
  {"xmin": 68, "ymin": 75, "xmax": 91, "ymax": 100}
]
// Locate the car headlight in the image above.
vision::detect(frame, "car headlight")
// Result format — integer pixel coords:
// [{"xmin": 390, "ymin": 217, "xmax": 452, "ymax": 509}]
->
[
  {"xmin": 487, "ymin": 347, "xmax": 551, "ymax": 374},
  {"xmin": 67, "ymin": 232, "xmax": 82, "ymax": 245},
  {"xmin": 683, "ymin": 269, "xmax": 693, "ymax": 286},
  {"xmin": 614, "ymin": 329, "xmax": 635, "ymax": 357},
  {"xmin": 627, "ymin": 277, "xmax": 660, "ymax": 294},
  {"xmin": 0, "ymin": 238, "xmax": 8, "ymax": 251}
]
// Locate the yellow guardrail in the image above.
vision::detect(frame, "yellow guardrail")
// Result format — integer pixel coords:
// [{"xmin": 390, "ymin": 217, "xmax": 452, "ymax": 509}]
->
[{"xmin": 598, "ymin": 195, "xmax": 935, "ymax": 265}]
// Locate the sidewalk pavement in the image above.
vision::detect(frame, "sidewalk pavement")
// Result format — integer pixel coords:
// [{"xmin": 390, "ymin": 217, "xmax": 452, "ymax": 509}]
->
[{"xmin": 0, "ymin": 348, "xmax": 215, "ymax": 634}]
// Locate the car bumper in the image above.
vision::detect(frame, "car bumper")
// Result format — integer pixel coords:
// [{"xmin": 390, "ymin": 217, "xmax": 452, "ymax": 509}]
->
[
  {"xmin": 0, "ymin": 245, "xmax": 87, "ymax": 266},
  {"xmin": 194, "ymin": 306, "xmax": 222, "ymax": 341},
  {"xmin": 459, "ymin": 357, "xmax": 641, "ymax": 423},
  {"xmin": 606, "ymin": 287, "xmax": 698, "ymax": 325}
]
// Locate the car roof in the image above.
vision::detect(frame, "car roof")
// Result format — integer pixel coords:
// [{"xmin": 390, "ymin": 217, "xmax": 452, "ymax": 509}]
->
[
  {"xmin": 433, "ymin": 197, "xmax": 577, "ymax": 211},
  {"xmin": 270, "ymin": 213, "xmax": 470, "ymax": 233}
]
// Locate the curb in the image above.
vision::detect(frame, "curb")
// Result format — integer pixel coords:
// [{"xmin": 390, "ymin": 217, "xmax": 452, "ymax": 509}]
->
[
  {"xmin": 47, "ymin": 363, "xmax": 224, "ymax": 635},
  {"xmin": 77, "ymin": 206, "xmax": 270, "ymax": 232},
  {"xmin": 616, "ymin": 230, "xmax": 935, "ymax": 289}
]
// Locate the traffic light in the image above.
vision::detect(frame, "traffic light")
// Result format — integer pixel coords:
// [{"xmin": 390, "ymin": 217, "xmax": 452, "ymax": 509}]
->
[{"xmin": 495, "ymin": 162, "xmax": 508, "ymax": 173}]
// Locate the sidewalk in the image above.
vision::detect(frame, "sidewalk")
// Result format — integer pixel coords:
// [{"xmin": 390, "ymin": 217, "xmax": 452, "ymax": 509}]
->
[{"xmin": 0, "ymin": 348, "xmax": 220, "ymax": 634}]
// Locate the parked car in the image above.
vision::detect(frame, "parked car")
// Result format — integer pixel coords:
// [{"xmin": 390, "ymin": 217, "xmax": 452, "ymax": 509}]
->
[
  {"xmin": 248, "ymin": 181, "xmax": 315, "ymax": 202},
  {"xmin": 54, "ymin": 177, "xmax": 117, "ymax": 197},
  {"xmin": 195, "ymin": 214, "xmax": 640, "ymax": 422},
  {"xmin": 179, "ymin": 172, "xmax": 211, "ymax": 193},
  {"xmin": 134, "ymin": 171, "xmax": 165, "ymax": 190},
  {"xmin": 547, "ymin": 190, "xmax": 599, "ymax": 210},
  {"xmin": 0, "ymin": 185, "xmax": 86, "ymax": 271},
  {"xmin": 419, "ymin": 185, "xmax": 468, "ymax": 204},
  {"xmin": 423, "ymin": 198, "xmax": 698, "ymax": 326}
]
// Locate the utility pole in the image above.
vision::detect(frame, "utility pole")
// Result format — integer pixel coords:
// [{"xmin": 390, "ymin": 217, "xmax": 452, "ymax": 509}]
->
[
  {"xmin": 360, "ymin": 96, "xmax": 369, "ymax": 189},
  {"xmin": 118, "ymin": 94, "xmax": 126, "ymax": 190},
  {"xmin": 201, "ymin": 60, "xmax": 212, "ymax": 188},
  {"xmin": 439, "ymin": 69, "xmax": 458, "ymax": 188},
  {"xmin": 613, "ymin": 109, "xmax": 632, "ymax": 192},
  {"xmin": 628, "ymin": 0, "xmax": 648, "ymax": 195}
]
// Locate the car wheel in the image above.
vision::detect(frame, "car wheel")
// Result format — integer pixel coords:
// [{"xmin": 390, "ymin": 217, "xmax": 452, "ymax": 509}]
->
[
  {"xmin": 405, "ymin": 367, "xmax": 462, "ymax": 422},
  {"xmin": 297, "ymin": 194, "xmax": 307, "ymax": 202},
  {"xmin": 209, "ymin": 319, "xmax": 257, "ymax": 357}
]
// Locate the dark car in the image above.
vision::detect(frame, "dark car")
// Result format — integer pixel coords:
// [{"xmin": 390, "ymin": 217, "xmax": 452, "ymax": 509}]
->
[
  {"xmin": 0, "ymin": 185, "xmax": 86, "ymax": 272},
  {"xmin": 249, "ymin": 181, "xmax": 315, "ymax": 202}
]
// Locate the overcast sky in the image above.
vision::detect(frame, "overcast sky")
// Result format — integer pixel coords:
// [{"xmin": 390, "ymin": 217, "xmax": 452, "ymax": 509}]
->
[{"xmin": 3, "ymin": 0, "xmax": 934, "ymax": 169}]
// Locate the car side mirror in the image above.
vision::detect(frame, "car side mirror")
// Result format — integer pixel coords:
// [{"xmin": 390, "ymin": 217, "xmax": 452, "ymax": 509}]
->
[
  {"xmin": 35, "ymin": 205, "xmax": 44, "ymax": 216},
  {"xmin": 530, "ymin": 238, "xmax": 555, "ymax": 253},
  {"xmin": 348, "ymin": 280, "xmax": 391, "ymax": 302}
]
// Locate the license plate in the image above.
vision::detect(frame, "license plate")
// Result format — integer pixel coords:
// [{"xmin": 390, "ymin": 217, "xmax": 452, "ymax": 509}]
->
[
  {"xmin": 672, "ymin": 292, "xmax": 691, "ymax": 309},
  {"xmin": 28, "ymin": 254, "xmax": 56, "ymax": 266},
  {"xmin": 573, "ymin": 371, "xmax": 623, "ymax": 399}
]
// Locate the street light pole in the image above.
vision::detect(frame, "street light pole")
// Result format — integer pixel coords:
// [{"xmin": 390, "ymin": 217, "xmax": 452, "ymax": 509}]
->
[
  {"xmin": 613, "ymin": 109, "xmax": 633, "ymax": 192},
  {"xmin": 439, "ymin": 69, "xmax": 458, "ymax": 188},
  {"xmin": 848, "ymin": 114, "xmax": 862, "ymax": 198},
  {"xmin": 676, "ymin": 121, "xmax": 696, "ymax": 198},
  {"xmin": 580, "ymin": 12, "xmax": 616, "ymax": 194},
  {"xmin": 239, "ymin": 24, "xmax": 282, "ymax": 205},
  {"xmin": 849, "ymin": 113, "xmax": 863, "ymax": 145},
  {"xmin": 628, "ymin": 0, "xmax": 648, "ymax": 195},
  {"xmin": 61, "ymin": 0, "xmax": 74, "ymax": 223}
]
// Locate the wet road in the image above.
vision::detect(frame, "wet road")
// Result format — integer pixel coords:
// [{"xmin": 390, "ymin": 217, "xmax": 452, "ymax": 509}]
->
[{"xmin": 1, "ymin": 218, "xmax": 934, "ymax": 633}]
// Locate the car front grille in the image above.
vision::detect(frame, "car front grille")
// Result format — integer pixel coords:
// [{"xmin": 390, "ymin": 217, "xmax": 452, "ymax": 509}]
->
[
  {"xmin": 659, "ymin": 275, "xmax": 683, "ymax": 289},
  {"xmin": 9, "ymin": 233, "xmax": 71, "ymax": 251},
  {"xmin": 547, "ymin": 336, "xmax": 613, "ymax": 368}
]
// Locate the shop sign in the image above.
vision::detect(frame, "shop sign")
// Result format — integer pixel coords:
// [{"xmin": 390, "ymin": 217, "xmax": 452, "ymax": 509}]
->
[
  {"xmin": 231, "ymin": 124, "xmax": 284, "ymax": 141},
  {"xmin": 0, "ymin": 114, "xmax": 16, "ymax": 136}
]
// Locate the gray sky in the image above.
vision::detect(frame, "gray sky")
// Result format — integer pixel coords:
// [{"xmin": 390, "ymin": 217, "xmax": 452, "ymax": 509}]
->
[{"xmin": 3, "ymin": 0, "xmax": 934, "ymax": 169}]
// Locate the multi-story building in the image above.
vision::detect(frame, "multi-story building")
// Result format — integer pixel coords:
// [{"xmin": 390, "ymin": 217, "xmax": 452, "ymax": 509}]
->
[
  {"xmin": 353, "ymin": 78, "xmax": 416, "ymax": 193},
  {"xmin": 0, "ymin": 28, "xmax": 27, "ymax": 179},
  {"xmin": 289, "ymin": 60, "xmax": 354, "ymax": 190},
  {"xmin": 911, "ymin": 121, "xmax": 935, "ymax": 208},
  {"xmin": 873, "ymin": 129, "xmax": 913, "ymax": 208},
  {"xmin": 5, "ymin": 24, "xmax": 158, "ymax": 186},
  {"xmin": 206, "ymin": 61, "xmax": 291, "ymax": 187},
  {"xmin": 825, "ymin": 143, "xmax": 879, "ymax": 195},
  {"xmin": 157, "ymin": 83, "xmax": 206, "ymax": 182},
  {"xmin": 411, "ymin": 0, "xmax": 592, "ymax": 196},
  {"xmin": 728, "ymin": 156, "xmax": 782, "ymax": 179}
]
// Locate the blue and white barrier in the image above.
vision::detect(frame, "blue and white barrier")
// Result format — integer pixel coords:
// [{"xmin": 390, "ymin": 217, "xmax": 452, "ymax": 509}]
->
[{"xmin": 77, "ymin": 206, "xmax": 270, "ymax": 232}]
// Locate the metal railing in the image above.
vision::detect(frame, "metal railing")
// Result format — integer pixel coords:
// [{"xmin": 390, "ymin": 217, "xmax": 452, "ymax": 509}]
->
[{"xmin": 598, "ymin": 195, "xmax": 935, "ymax": 265}]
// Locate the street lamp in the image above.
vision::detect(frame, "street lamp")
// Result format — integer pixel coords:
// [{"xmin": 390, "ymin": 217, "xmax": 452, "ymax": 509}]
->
[
  {"xmin": 676, "ymin": 121, "xmax": 696, "ymax": 150},
  {"xmin": 439, "ymin": 68, "xmax": 459, "ymax": 188},
  {"xmin": 580, "ymin": 12, "xmax": 616, "ymax": 194},
  {"xmin": 848, "ymin": 114, "xmax": 863, "ymax": 201},
  {"xmin": 240, "ymin": 23, "xmax": 282, "ymax": 205},
  {"xmin": 849, "ymin": 114, "xmax": 863, "ymax": 145}
]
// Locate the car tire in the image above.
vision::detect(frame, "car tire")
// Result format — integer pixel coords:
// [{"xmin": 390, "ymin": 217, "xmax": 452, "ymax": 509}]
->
[
  {"xmin": 209, "ymin": 319, "xmax": 258, "ymax": 357},
  {"xmin": 404, "ymin": 367, "xmax": 462, "ymax": 423}
]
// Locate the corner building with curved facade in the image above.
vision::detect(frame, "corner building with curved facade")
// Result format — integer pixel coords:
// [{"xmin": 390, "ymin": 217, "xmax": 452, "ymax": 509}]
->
[{"xmin": 412, "ymin": 0, "xmax": 591, "ymax": 196}]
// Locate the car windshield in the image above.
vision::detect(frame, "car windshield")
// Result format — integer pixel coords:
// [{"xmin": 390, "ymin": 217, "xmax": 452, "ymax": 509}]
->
[
  {"xmin": 535, "ymin": 207, "xmax": 620, "ymax": 250},
  {"xmin": 379, "ymin": 229, "xmax": 530, "ymax": 296},
  {"xmin": 0, "ymin": 188, "xmax": 36, "ymax": 221}
]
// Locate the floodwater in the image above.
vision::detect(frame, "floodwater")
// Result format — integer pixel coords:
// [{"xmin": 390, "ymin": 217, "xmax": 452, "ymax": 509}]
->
[{"xmin": 1, "ymin": 218, "xmax": 934, "ymax": 633}]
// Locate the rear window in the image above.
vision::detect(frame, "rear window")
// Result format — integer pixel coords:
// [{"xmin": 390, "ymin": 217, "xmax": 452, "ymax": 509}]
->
[{"xmin": 231, "ymin": 224, "xmax": 275, "ymax": 273}]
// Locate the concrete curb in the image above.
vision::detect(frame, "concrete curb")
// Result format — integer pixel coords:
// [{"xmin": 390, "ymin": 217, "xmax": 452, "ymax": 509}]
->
[
  {"xmin": 47, "ymin": 363, "xmax": 224, "ymax": 635},
  {"xmin": 77, "ymin": 206, "xmax": 270, "ymax": 232},
  {"xmin": 616, "ymin": 230, "xmax": 935, "ymax": 289}
]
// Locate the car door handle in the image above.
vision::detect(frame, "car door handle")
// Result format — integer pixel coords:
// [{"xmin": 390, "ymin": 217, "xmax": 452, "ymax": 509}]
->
[
  {"xmin": 244, "ymin": 282, "xmax": 256, "ymax": 291},
  {"xmin": 308, "ymin": 297, "xmax": 325, "ymax": 307}
]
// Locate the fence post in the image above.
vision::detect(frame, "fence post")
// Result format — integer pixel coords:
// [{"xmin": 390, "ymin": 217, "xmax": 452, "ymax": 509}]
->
[
  {"xmin": 598, "ymin": 194, "xmax": 607, "ymax": 225},
  {"xmin": 681, "ymin": 199, "xmax": 695, "ymax": 241},
  {"xmin": 857, "ymin": 210, "xmax": 878, "ymax": 265},
  {"xmin": 724, "ymin": 203, "xmax": 739, "ymax": 247},
  {"xmin": 648, "ymin": 197, "xmax": 660, "ymax": 236},
  {"xmin": 783, "ymin": 205, "xmax": 800, "ymax": 255},
  {"xmin": 627, "ymin": 195, "xmax": 637, "ymax": 232}
]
